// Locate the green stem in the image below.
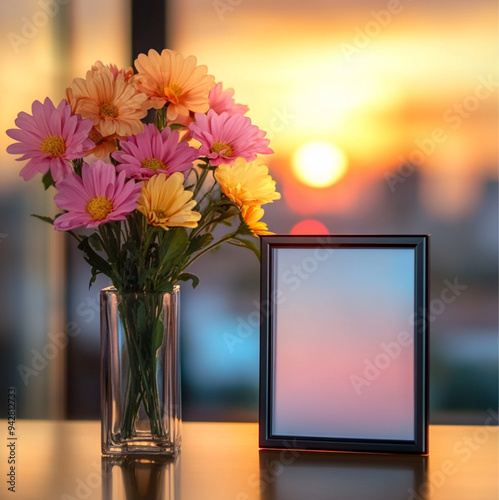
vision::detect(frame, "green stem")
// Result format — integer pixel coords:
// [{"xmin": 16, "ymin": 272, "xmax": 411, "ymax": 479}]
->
[
  {"xmin": 192, "ymin": 165, "xmax": 210, "ymax": 199},
  {"xmin": 118, "ymin": 295, "xmax": 166, "ymax": 440},
  {"xmin": 185, "ymin": 231, "xmax": 239, "ymax": 268}
]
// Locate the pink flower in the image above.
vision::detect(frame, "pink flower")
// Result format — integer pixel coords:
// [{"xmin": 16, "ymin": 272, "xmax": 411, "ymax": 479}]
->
[
  {"xmin": 53, "ymin": 160, "xmax": 142, "ymax": 230},
  {"xmin": 188, "ymin": 109, "xmax": 273, "ymax": 166},
  {"xmin": 112, "ymin": 124, "xmax": 199, "ymax": 180},
  {"xmin": 6, "ymin": 98, "xmax": 94, "ymax": 183},
  {"xmin": 209, "ymin": 83, "xmax": 249, "ymax": 115}
]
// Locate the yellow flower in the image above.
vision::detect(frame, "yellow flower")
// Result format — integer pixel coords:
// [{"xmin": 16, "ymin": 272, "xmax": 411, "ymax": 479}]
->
[
  {"xmin": 214, "ymin": 157, "xmax": 281, "ymax": 208},
  {"xmin": 137, "ymin": 172, "xmax": 201, "ymax": 230},
  {"xmin": 240, "ymin": 205, "xmax": 273, "ymax": 236}
]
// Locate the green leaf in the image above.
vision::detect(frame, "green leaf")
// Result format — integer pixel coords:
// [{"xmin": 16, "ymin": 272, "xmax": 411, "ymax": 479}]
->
[
  {"xmin": 88, "ymin": 232, "xmax": 104, "ymax": 252},
  {"xmin": 151, "ymin": 319, "xmax": 164, "ymax": 353},
  {"xmin": 88, "ymin": 266, "xmax": 100, "ymax": 289},
  {"xmin": 153, "ymin": 107, "xmax": 167, "ymax": 131},
  {"xmin": 154, "ymin": 280, "xmax": 174, "ymax": 293},
  {"xmin": 231, "ymin": 236, "xmax": 261, "ymax": 260},
  {"xmin": 31, "ymin": 214, "xmax": 54, "ymax": 225},
  {"xmin": 159, "ymin": 228, "xmax": 188, "ymax": 267},
  {"xmin": 169, "ymin": 123, "xmax": 186, "ymax": 130},
  {"xmin": 78, "ymin": 236, "xmax": 113, "ymax": 278},
  {"xmin": 178, "ymin": 272, "xmax": 200, "ymax": 289},
  {"xmin": 136, "ymin": 302, "xmax": 147, "ymax": 333},
  {"xmin": 41, "ymin": 171, "xmax": 55, "ymax": 190},
  {"xmin": 187, "ymin": 233, "xmax": 214, "ymax": 254}
]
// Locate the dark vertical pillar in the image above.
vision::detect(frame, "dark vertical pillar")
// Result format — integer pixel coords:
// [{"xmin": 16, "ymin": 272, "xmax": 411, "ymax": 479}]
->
[{"xmin": 131, "ymin": 0, "xmax": 168, "ymax": 62}]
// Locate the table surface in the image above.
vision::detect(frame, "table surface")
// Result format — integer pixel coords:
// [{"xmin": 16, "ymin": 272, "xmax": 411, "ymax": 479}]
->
[{"xmin": 1, "ymin": 421, "xmax": 497, "ymax": 500}]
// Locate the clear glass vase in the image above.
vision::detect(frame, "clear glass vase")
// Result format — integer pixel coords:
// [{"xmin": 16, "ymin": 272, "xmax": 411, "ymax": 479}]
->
[{"xmin": 100, "ymin": 286, "xmax": 181, "ymax": 456}]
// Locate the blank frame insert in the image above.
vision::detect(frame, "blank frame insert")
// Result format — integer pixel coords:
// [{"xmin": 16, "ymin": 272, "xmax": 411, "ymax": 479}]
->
[{"xmin": 259, "ymin": 235, "xmax": 429, "ymax": 454}]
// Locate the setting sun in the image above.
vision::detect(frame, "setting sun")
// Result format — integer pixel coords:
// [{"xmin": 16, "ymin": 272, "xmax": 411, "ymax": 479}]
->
[{"xmin": 291, "ymin": 141, "xmax": 348, "ymax": 188}]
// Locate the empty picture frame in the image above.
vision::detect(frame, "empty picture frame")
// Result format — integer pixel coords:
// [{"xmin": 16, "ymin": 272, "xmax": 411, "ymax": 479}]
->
[{"xmin": 259, "ymin": 235, "xmax": 429, "ymax": 454}]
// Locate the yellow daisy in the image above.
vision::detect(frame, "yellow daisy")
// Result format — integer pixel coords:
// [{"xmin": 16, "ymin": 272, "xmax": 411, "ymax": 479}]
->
[
  {"xmin": 214, "ymin": 157, "xmax": 281, "ymax": 207},
  {"xmin": 137, "ymin": 172, "xmax": 201, "ymax": 230},
  {"xmin": 240, "ymin": 205, "xmax": 273, "ymax": 236}
]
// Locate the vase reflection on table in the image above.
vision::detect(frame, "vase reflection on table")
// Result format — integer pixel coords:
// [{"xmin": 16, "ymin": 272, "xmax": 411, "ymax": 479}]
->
[{"xmin": 102, "ymin": 454, "xmax": 179, "ymax": 500}]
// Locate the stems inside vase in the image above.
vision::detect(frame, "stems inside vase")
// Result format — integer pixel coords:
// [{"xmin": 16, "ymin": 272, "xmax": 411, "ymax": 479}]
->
[
  {"xmin": 118, "ymin": 293, "xmax": 166, "ymax": 440},
  {"xmin": 101, "ymin": 286, "xmax": 180, "ymax": 455}
]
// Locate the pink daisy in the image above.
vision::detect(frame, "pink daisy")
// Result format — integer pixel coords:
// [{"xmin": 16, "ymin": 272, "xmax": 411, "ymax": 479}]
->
[
  {"xmin": 209, "ymin": 82, "xmax": 249, "ymax": 115},
  {"xmin": 53, "ymin": 160, "xmax": 142, "ymax": 230},
  {"xmin": 112, "ymin": 123, "xmax": 198, "ymax": 180},
  {"xmin": 6, "ymin": 98, "xmax": 94, "ymax": 183},
  {"xmin": 188, "ymin": 109, "xmax": 273, "ymax": 166}
]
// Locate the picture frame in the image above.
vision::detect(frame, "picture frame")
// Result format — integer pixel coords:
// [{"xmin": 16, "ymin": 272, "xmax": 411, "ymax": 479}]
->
[{"xmin": 259, "ymin": 235, "xmax": 429, "ymax": 454}]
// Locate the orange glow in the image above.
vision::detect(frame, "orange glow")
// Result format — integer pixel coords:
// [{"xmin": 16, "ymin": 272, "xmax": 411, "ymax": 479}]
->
[
  {"xmin": 172, "ymin": 2, "xmax": 497, "ymax": 219},
  {"xmin": 291, "ymin": 141, "xmax": 348, "ymax": 188},
  {"xmin": 290, "ymin": 220, "xmax": 329, "ymax": 235}
]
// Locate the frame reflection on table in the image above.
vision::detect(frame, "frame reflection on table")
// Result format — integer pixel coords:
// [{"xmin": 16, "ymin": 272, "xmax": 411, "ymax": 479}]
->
[{"xmin": 3, "ymin": 421, "xmax": 497, "ymax": 499}]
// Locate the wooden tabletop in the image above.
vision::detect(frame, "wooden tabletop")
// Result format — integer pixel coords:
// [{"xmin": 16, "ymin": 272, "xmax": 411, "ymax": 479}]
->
[{"xmin": 1, "ymin": 421, "xmax": 497, "ymax": 499}]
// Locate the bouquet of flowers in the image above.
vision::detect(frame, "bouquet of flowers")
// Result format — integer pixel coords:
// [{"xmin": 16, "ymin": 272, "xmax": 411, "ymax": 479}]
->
[
  {"xmin": 7, "ymin": 48, "xmax": 280, "ymax": 292},
  {"xmin": 6, "ymin": 49, "xmax": 280, "ymax": 450}
]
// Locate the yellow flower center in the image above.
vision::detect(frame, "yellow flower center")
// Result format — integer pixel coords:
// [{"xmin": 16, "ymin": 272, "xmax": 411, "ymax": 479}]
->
[
  {"xmin": 153, "ymin": 209, "xmax": 167, "ymax": 220},
  {"xmin": 99, "ymin": 102, "xmax": 118, "ymax": 118},
  {"xmin": 211, "ymin": 142, "xmax": 233, "ymax": 157},
  {"xmin": 142, "ymin": 158, "xmax": 166, "ymax": 172},
  {"xmin": 165, "ymin": 83, "xmax": 182, "ymax": 103},
  {"xmin": 86, "ymin": 196, "xmax": 114, "ymax": 221},
  {"xmin": 40, "ymin": 135, "xmax": 66, "ymax": 157}
]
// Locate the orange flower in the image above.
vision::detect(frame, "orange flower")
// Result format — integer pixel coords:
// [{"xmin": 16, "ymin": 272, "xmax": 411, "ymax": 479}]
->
[
  {"xmin": 240, "ymin": 205, "xmax": 273, "ymax": 236},
  {"xmin": 133, "ymin": 49, "xmax": 215, "ymax": 121},
  {"xmin": 86, "ymin": 128, "xmax": 119, "ymax": 159},
  {"xmin": 68, "ymin": 66, "xmax": 148, "ymax": 137},
  {"xmin": 91, "ymin": 61, "xmax": 134, "ymax": 81}
]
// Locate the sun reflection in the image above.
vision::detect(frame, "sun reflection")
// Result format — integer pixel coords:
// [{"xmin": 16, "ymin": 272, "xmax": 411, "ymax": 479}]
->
[
  {"xmin": 291, "ymin": 141, "xmax": 348, "ymax": 188},
  {"xmin": 290, "ymin": 219, "xmax": 329, "ymax": 235}
]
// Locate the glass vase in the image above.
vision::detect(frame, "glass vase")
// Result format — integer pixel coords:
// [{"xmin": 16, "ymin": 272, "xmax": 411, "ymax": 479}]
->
[{"xmin": 100, "ymin": 286, "xmax": 181, "ymax": 456}]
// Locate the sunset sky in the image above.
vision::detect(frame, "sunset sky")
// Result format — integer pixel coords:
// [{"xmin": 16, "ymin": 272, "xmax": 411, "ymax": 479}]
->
[{"xmin": 1, "ymin": 0, "xmax": 496, "ymax": 224}]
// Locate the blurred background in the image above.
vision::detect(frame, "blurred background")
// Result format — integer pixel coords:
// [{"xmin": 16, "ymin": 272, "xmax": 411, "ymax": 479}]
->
[{"xmin": 0, "ymin": 0, "xmax": 497, "ymax": 423}]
